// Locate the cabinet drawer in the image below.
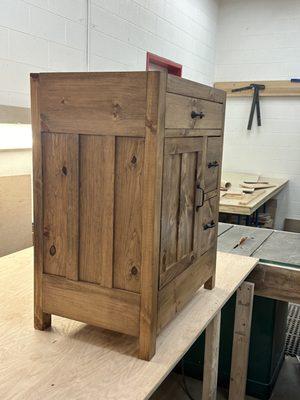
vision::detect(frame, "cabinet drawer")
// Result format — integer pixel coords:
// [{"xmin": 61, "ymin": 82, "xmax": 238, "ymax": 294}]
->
[
  {"xmin": 165, "ymin": 93, "xmax": 223, "ymax": 130},
  {"xmin": 197, "ymin": 196, "xmax": 218, "ymax": 255},
  {"xmin": 204, "ymin": 137, "xmax": 223, "ymax": 193}
]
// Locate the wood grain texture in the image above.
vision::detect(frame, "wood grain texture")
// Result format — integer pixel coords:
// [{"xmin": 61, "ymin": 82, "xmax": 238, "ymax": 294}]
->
[
  {"xmin": 42, "ymin": 133, "xmax": 79, "ymax": 278},
  {"xmin": 202, "ymin": 311, "xmax": 221, "ymax": 400},
  {"xmin": 43, "ymin": 274, "xmax": 140, "ymax": 337},
  {"xmin": 0, "ymin": 175, "xmax": 32, "ymax": 257},
  {"xmin": 113, "ymin": 137, "xmax": 144, "ymax": 293},
  {"xmin": 160, "ymin": 153, "xmax": 181, "ymax": 273},
  {"xmin": 139, "ymin": 71, "xmax": 166, "ymax": 360},
  {"xmin": 158, "ymin": 247, "xmax": 216, "ymax": 332},
  {"xmin": 165, "ymin": 129, "xmax": 222, "ymax": 138},
  {"xmin": 177, "ymin": 152, "xmax": 197, "ymax": 259},
  {"xmin": 164, "ymin": 137, "xmax": 203, "ymax": 154},
  {"xmin": 0, "ymin": 248, "xmax": 257, "ymax": 400},
  {"xmin": 168, "ymin": 75, "xmax": 225, "ymax": 103},
  {"xmin": 39, "ymin": 72, "xmax": 147, "ymax": 136},
  {"xmin": 229, "ymin": 282, "xmax": 254, "ymax": 400},
  {"xmin": 79, "ymin": 135, "xmax": 115, "ymax": 287},
  {"xmin": 165, "ymin": 93, "xmax": 223, "ymax": 130},
  {"xmin": 247, "ymin": 263, "xmax": 300, "ymax": 304},
  {"xmin": 30, "ymin": 74, "xmax": 51, "ymax": 330}
]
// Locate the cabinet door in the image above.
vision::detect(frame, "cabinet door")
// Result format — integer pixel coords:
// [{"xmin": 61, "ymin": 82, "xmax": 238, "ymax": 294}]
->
[{"xmin": 159, "ymin": 137, "xmax": 204, "ymax": 287}]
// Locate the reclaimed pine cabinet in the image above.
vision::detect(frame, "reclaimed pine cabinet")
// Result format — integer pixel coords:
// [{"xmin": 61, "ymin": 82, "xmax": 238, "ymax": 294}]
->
[{"xmin": 31, "ymin": 71, "xmax": 226, "ymax": 360}]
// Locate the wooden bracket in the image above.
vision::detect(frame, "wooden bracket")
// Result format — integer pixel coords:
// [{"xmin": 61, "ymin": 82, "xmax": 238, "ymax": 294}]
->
[{"xmin": 214, "ymin": 80, "xmax": 300, "ymax": 97}]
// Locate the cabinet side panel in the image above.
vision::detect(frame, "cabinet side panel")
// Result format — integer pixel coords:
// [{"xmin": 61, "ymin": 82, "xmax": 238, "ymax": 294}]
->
[
  {"xmin": 177, "ymin": 152, "xmax": 197, "ymax": 259},
  {"xmin": 43, "ymin": 133, "xmax": 79, "ymax": 277},
  {"xmin": 79, "ymin": 135, "xmax": 115, "ymax": 287},
  {"xmin": 113, "ymin": 137, "xmax": 144, "ymax": 293}
]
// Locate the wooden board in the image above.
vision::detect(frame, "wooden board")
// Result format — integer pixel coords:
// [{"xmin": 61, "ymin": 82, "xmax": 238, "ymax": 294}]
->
[
  {"xmin": 42, "ymin": 133, "xmax": 79, "ymax": 279},
  {"xmin": 38, "ymin": 72, "xmax": 147, "ymax": 136},
  {"xmin": 0, "ymin": 175, "xmax": 32, "ymax": 257},
  {"xmin": 214, "ymin": 80, "xmax": 300, "ymax": 97},
  {"xmin": 168, "ymin": 75, "xmax": 226, "ymax": 103},
  {"xmin": 219, "ymin": 173, "xmax": 288, "ymax": 215},
  {"xmin": 79, "ymin": 135, "xmax": 115, "ymax": 287},
  {"xmin": 113, "ymin": 137, "xmax": 145, "ymax": 293},
  {"xmin": 252, "ymin": 231, "xmax": 300, "ymax": 266},
  {"xmin": 165, "ymin": 93, "xmax": 223, "ymax": 130},
  {"xmin": 218, "ymin": 223, "xmax": 233, "ymax": 236},
  {"xmin": 217, "ymin": 225, "xmax": 273, "ymax": 256},
  {"xmin": 0, "ymin": 248, "xmax": 257, "ymax": 400}
]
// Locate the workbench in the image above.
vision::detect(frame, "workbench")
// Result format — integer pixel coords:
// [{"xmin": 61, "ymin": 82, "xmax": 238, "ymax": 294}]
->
[
  {"xmin": 219, "ymin": 172, "xmax": 288, "ymax": 225},
  {"xmin": 0, "ymin": 247, "xmax": 257, "ymax": 400},
  {"xmin": 218, "ymin": 223, "xmax": 300, "ymax": 304}
]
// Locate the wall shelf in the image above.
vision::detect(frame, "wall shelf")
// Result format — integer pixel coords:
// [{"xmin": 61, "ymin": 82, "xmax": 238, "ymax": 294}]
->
[{"xmin": 214, "ymin": 80, "xmax": 300, "ymax": 97}]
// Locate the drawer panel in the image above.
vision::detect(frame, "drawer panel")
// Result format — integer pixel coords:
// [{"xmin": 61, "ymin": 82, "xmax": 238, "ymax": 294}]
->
[
  {"xmin": 204, "ymin": 137, "xmax": 223, "ymax": 193},
  {"xmin": 197, "ymin": 196, "xmax": 218, "ymax": 255},
  {"xmin": 165, "ymin": 93, "xmax": 223, "ymax": 130}
]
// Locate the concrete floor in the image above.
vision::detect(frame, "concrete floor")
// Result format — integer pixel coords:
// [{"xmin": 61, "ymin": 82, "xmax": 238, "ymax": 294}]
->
[{"xmin": 150, "ymin": 356, "xmax": 300, "ymax": 400}]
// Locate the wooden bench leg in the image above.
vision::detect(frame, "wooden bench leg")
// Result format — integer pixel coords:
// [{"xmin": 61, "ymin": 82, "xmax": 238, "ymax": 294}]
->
[
  {"xmin": 202, "ymin": 311, "xmax": 221, "ymax": 400},
  {"xmin": 229, "ymin": 281, "xmax": 254, "ymax": 400}
]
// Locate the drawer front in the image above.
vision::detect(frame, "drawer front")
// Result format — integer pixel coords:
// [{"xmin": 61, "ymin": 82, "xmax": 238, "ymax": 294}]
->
[
  {"xmin": 204, "ymin": 137, "xmax": 223, "ymax": 193},
  {"xmin": 165, "ymin": 93, "xmax": 223, "ymax": 130},
  {"xmin": 197, "ymin": 196, "xmax": 218, "ymax": 255}
]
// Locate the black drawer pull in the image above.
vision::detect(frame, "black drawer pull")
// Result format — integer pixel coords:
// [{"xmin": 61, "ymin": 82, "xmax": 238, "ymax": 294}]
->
[
  {"xmin": 191, "ymin": 111, "xmax": 205, "ymax": 119},
  {"xmin": 208, "ymin": 161, "xmax": 219, "ymax": 168},
  {"xmin": 195, "ymin": 183, "xmax": 204, "ymax": 211},
  {"xmin": 203, "ymin": 220, "xmax": 216, "ymax": 230}
]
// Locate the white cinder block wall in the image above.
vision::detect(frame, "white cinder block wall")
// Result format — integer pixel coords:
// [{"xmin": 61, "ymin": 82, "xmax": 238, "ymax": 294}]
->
[
  {"xmin": 0, "ymin": 0, "xmax": 219, "ymax": 108},
  {"xmin": 215, "ymin": 0, "xmax": 300, "ymax": 227}
]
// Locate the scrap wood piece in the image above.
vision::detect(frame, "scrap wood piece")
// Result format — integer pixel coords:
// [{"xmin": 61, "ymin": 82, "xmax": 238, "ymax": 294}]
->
[
  {"xmin": 240, "ymin": 183, "xmax": 276, "ymax": 190},
  {"xmin": 239, "ymin": 190, "xmax": 266, "ymax": 205}
]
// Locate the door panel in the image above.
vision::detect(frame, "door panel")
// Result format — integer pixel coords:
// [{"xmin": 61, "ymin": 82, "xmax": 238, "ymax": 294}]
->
[{"xmin": 160, "ymin": 137, "xmax": 203, "ymax": 287}]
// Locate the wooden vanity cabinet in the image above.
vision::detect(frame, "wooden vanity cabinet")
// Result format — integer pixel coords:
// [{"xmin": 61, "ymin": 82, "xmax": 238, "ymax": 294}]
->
[{"xmin": 31, "ymin": 71, "xmax": 226, "ymax": 360}]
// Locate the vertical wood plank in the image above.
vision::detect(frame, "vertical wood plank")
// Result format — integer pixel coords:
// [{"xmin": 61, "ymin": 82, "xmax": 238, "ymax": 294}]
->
[
  {"xmin": 160, "ymin": 153, "xmax": 181, "ymax": 271},
  {"xmin": 205, "ymin": 101, "xmax": 226, "ymax": 290},
  {"xmin": 43, "ymin": 133, "xmax": 78, "ymax": 278},
  {"xmin": 202, "ymin": 311, "xmax": 221, "ymax": 400},
  {"xmin": 177, "ymin": 152, "xmax": 196, "ymax": 259},
  {"xmin": 31, "ymin": 73, "xmax": 51, "ymax": 330},
  {"xmin": 139, "ymin": 71, "xmax": 166, "ymax": 360},
  {"xmin": 79, "ymin": 135, "xmax": 115, "ymax": 287},
  {"xmin": 113, "ymin": 137, "xmax": 144, "ymax": 293},
  {"xmin": 229, "ymin": 282, "xmax": 254, "ymax": 400}
]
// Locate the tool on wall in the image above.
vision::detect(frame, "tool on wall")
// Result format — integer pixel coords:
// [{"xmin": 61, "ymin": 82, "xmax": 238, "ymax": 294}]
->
[{"xmin": 232, "ymin": 83, "xmax": 265, "ymax": 130}]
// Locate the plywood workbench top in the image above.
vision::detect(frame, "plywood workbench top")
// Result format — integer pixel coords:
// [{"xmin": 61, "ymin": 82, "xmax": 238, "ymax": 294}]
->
[
  {"xmin": 219, "ymin": 172, "xmax": 288, "ymax": 215},
  {"xmin": 0, "ymin": 247, "xmax": 257, "ymax": 400}
]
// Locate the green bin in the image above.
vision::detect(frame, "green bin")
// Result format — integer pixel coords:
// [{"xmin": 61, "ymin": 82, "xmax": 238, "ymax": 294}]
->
[{"xmin": 179, "ymin": 294, "xmax": 288, "ymax": 399}]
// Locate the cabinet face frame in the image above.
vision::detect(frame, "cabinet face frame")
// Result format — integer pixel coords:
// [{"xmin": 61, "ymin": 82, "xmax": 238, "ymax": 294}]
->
[{"xmin": 31, "ymin": 71, "xmax": 226, "ymax": 361}]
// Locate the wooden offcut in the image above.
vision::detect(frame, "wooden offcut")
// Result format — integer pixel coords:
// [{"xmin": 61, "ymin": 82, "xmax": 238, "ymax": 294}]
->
[{"xmin": 31, "ymin": 71, "xmax": 226, "ymax": 360}]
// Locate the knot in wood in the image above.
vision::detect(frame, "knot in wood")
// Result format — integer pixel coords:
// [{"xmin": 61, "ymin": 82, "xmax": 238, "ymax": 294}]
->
[
  {"xmin": 131, "ymin": 266, "xmax": 138, "ymax": 276},
  {"xmin": 113, "ymin": 102, "xmax": 122, "ymax": 119},
  {"xmin": 62, "ymin": 166, "xmax": 68, "ymax": 176},
  {"xmin": 49, "ymin": 245, "xmax": 56, "ymax": 256}
]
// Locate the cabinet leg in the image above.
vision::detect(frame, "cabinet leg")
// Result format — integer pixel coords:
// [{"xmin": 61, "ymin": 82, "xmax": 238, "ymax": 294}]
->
[
  {"xmin": 204, "ymin": 274, "xmax": 215, "ymax": 290},
  {"xmin": 34, "ymin": 311, "xmax": 51, "ymax": 330}
]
